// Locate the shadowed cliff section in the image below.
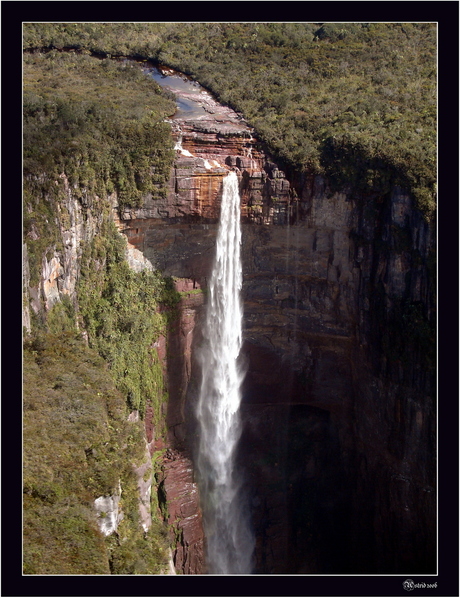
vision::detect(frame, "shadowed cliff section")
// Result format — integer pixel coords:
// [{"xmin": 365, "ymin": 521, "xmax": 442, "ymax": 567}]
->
[{"xmin": 119, "ymin": 69, "xmax": 436, "ymax": 574}]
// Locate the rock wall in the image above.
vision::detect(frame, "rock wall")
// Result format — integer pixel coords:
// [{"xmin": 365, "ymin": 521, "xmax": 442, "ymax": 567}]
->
[
  {"xmin": 23, "ymin": 175, "xmax": 103, "ymax": 330},
  {"xmin": 157, "ymin": 449, "xmax": 205, "ymax": 574},
  {"xmin": 119, "ymin": 84, "xmax": 436, "ymax": 573}
]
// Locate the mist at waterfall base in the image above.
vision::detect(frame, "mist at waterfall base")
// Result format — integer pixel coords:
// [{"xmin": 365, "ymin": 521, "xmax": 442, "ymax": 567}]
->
[{"xmin": 195, "ymin": 172, "xmax": 255, "ymax": 574}]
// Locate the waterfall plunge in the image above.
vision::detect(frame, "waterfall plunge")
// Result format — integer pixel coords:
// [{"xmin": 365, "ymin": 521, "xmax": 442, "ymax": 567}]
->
[{"xmin": 196, "ymin": 171, "xmax": 254, "ymax": 574}]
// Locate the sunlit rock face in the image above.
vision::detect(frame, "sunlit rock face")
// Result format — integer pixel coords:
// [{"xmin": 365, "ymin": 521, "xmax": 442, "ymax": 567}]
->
[
  {"xmin": 119, "ymin": 70, "xmax": 436, "ymax": 574},
  {"xmin": 23, "ymin": 173, "xmax": 104, "ymax": 326}
]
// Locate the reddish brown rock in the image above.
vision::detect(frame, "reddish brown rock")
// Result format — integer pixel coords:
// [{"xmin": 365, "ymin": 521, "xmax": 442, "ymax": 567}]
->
[{"xmin": 159, "ymin": 449, "xmax": 205, "ymax": 574}]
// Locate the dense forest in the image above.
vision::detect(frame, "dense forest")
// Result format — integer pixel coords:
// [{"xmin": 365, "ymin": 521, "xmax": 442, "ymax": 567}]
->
[{"xmin": 22, "ymin": 22, "xmax": 437, "ymax": 575}]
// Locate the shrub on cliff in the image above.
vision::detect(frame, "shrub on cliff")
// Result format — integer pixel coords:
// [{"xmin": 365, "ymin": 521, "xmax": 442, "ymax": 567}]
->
[{"xmin": 77, "ymin": 220, "xmax": 179, "ymax": 422}]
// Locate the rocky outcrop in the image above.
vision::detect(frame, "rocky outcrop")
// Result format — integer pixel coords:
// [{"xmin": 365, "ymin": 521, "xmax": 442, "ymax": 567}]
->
[
  {"xmin": 120, "ymin": 68, "xmax": 291, "ymax": 231},
  {"xmin": 23, "ymin": 244, "xmax": 32, "ymax": 333},
  {"xmin": 148, "ymin": 279, "xmax": 206, "ymax": 574},
  {"xmin": 94, "ymin": 485, "xmax": 123, "ymax": 537},
  {"xmin": 163, "ymin": 279, "xmax": 205, "ymax": 449},
  {"xmin": 131, "ymin": 427, "xmax": 155, "ymax": 533}
]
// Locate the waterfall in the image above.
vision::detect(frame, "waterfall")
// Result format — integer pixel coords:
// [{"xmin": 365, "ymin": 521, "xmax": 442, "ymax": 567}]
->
[
  {"xmin": 174, "ymin": 134, "xmax": 195, "ymax": 157},
  {"xmin": 196, "ymin": 171, "xmax": 254, "ymax": 574}
]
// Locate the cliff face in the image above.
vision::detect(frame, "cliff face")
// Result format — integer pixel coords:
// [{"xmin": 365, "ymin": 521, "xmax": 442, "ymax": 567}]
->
[
  {"xmin": 23, "ymin": 174, "xmax": 102, "ymax": 332},
  {"xmin": 23, "ymin": 179, "xmax": 207, "ymax": 574},
  {"xmin": 23, "ymin": 65, "xmax": 435, "ymax": 574},
  {"xmin": 120, "ymin": 75, "xmax": 436, "ymax": 574}
]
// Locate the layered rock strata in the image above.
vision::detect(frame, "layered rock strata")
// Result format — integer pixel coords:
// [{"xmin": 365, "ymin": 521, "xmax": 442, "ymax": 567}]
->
[{"xmin": 147, "ymin": 279, "xmax": 207, "ymax": 574}]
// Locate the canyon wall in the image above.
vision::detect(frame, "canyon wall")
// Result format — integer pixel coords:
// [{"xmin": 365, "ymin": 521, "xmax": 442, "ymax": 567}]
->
[
  {"xmin": 120, "ymin": 97, "xmax": 436, "ymax": 573},
  {"xmin": 23, "ymin": 71, "xmax": 435, "ymax": 574}
]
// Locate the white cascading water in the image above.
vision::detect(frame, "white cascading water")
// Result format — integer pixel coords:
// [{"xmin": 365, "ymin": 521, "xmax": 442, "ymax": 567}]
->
[{"xmin": 196, "ymin": 171, "xmax": 254, "ymax": 574}]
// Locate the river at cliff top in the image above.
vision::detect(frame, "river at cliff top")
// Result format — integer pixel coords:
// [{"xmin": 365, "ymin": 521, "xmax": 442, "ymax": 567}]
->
[{"xmin": 144, "ymin": 65, "xmax": 210, "ymax": 120}]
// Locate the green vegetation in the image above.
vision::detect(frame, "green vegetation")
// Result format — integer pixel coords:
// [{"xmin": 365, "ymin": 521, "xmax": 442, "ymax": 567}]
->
[
  {"xmin": 77, "ymin": 219, "xmax": 179, "ymax": 422},
  {"xmin": 23, "ymin": 219, "xmax": 179, "ymax": 574},
  {"xmin": 23, "ymin": 49, "xmax": 176, "ymax": 285},
  {"xmin": 23, "ymin": 22, "xmax": 437, "ymax": 219},
  {"xmin": 22, "ymin": 47, "xmax": 181, "ymax": 574},
  {"xmin": 157, "ymin": 23, "xmax": 437, "ymax": 220},
  {"xmin": 23, "ymin": 332, "xmax": 169, "ymax": 574},
  {"xmin": 23, "ymin": 50, "xmax": 175, "ymax": 209}
]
